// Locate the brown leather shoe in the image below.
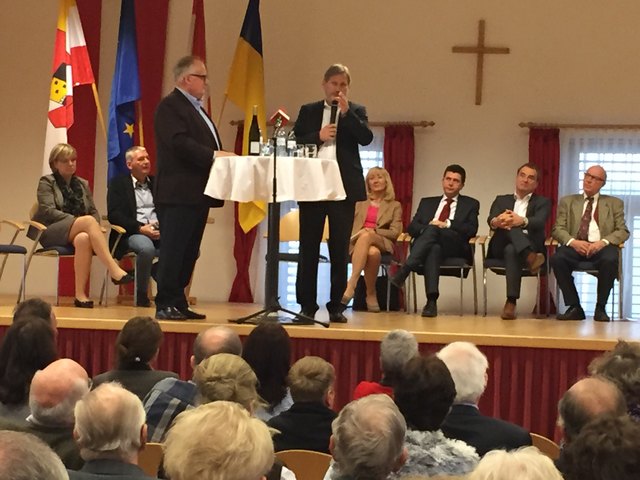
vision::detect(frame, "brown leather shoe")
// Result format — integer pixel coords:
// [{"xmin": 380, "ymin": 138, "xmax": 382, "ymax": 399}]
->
[
  {"xmin": 526, "ymin": 252, "xmax": 545, "ymax": 274},
  {"xmin": 501, "ymin": 300, "xmax": 517, "ymax": 320}
]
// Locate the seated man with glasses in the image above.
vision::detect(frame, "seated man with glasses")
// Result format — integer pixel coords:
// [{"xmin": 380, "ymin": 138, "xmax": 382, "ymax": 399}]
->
[{"xmin": 551, "ymin": 165, "xmax": 629, "ymax": 322}]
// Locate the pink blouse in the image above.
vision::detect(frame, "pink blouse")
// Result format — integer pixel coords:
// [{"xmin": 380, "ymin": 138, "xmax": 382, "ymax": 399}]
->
[{"xmin": 363, "ymin": 204, "xmax": 379, "ymax": 229}]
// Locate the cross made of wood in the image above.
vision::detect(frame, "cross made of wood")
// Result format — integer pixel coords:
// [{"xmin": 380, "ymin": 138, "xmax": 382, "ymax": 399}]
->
[{"xmin": 452, "ymin": 19, "xmax": 510, "ymax": 105}]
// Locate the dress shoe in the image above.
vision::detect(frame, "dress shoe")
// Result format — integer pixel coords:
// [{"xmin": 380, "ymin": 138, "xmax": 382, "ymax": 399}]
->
[
  {"xmin": 179, "ymin": 308, "xmax": 206, "ymax": 320},
  {"xmin": 557, "ymin": 305, "xmax": 586, "ymax": 321},
  {"xmin": 156, "ymin": 306, "xmax": 187, "ymax": 321},
  {"xmin": 341, "ymin": 293, "xmax": 354, "ymax": 305},
  {"xmin": 390, "ymin": 269, "xmax": 409, "ymax": 289},
  {"xmin": 136, "ymin": 296, "xmax": 151, "ymax": 308},
  {"xmin": 501, "ymin": 301, "xmax": 516, "ymax": 320},
  {"xmin": 366, "ymin": 295, "xmax": 381, "ymax": 313},
  {"xmin": 112, "ymin": 272, "xmax": 135, "ymax": 286},
  {"xmin": 329, "ymin": 312, "xmax": 348, "ymax": 323},
  {"xmin": 74, "ymin": 298, "xmax": 94, "ymax": 309},
  {"xmin": 299, "ymin": 307, "xmax": 318, "ymax": 320},
  {"xmin": 525, "ymin": 252, "xmax": 545, "ymax": 274},
  {"xmin": 421, "ymin": 300, "xmax": 437, "ymax": 318},
  {"xmin": 593, "ymin": 307, "xmax": 611, "ymax": 322}
]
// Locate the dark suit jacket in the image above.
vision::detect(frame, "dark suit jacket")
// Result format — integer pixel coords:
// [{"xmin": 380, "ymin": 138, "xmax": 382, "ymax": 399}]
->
[
  {"xmin": 407, "ymin": 195, "xmax": 480, "ymax": 261},
  {"xmin": 267, "ymin": 401, "xmax": 337, "ymax": 454},
  {"xmin": 487, "ymin": 193, "xmax": 551, "ymax": 257},
  {"xmin": 68, "ymin": 459, "xmax": 156, "ymax": 479},
  {"xmin": 107, "ymin": 175, "xmax": 156, "ymax": 258},
  {"xmin": 441, "ymin": 404, "xmax": 532, "ymax": 457},
  {"xmin": 293, "ymin": 100, "xmax": 373, "ymax": 201},
  {"xmin": 153, "ymin": 88, "xmax": 223, "ymax": 208}
]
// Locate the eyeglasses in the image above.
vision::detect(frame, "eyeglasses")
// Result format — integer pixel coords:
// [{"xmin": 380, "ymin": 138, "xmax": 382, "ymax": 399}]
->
[
  {"xmin": 189, "ymin": 73, "xmax": 208, "ymax": 81},
  {"xmin": 584, "ymin": 172, "xmax": 605, "ymax": 183}
]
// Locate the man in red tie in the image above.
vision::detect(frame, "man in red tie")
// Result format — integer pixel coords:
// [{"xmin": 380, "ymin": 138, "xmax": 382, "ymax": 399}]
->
[
  {"xmin": 551, "ymin": 165, "xmax": 629, "ymax": 322},
  {"xmin": 391, "ymin": 165, "xmax": 479, "ymax": 317}
]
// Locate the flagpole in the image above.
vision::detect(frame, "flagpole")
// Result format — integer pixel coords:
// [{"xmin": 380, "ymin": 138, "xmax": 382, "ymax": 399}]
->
[
  {"xmin": 91, "ymin": 83, "xmax": 107, "ymax": 140},
  {"xmin": 136, "ymin": 100, "xmax": 144, "ymax": 146},
  {"xmin": 217, "ymin": 95, "xmax": 228, "ymax": 126}
]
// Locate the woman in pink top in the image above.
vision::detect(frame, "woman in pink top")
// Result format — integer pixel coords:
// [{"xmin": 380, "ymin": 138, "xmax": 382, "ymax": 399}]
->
[{"xmin": 342, "ymin": 167, "xmax": 402, "ymax": 311}]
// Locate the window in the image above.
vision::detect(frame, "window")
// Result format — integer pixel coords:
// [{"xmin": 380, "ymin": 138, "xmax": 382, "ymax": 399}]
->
[
  {"xmin": 278, "ymin": 127, "xmax": 385, "ymax": 309},
  {"xmin": 559, "ymin": 131, "xmax": 640, "ymax": 319}
]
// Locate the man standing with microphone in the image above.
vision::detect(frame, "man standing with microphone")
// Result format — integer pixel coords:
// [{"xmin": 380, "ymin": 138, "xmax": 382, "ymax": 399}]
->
[{"xmin": 293, "ymin": 64, "xmax": 373, "ymax": 323}]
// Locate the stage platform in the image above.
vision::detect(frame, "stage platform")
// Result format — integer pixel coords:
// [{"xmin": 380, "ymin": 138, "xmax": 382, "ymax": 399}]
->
[{"xmin": 1, "ymin": 297, "xmax": 638, "ymax": 442}]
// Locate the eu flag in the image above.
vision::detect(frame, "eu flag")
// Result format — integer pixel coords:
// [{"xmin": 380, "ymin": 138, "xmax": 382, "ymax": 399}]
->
[{"xmin": 107, "ymin": 0, "xmax": 141, "ymax": 180}]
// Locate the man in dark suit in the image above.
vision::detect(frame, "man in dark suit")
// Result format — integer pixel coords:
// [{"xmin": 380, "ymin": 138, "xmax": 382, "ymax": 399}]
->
[
  {"xmin": 293, "ymin": 64, "xmax": 373, "ymax": 323},
  {"xmin": 551, "ymin": 165, "xmax": 629, "ymax": 322},
  {"xmin": 153, "ymin": 56, "xmax": 231, "ymax": 321},
  {"xmin": 487, "ymin": 163, "xmax": 550, "ymax": 320},
  {"xmin": 107, "ymin": 146, "xmax": 160, "ymax": 307},
  {"xmin": 391, "ymin": 165, "xmax": 479, "ymax": 317},
  {"xmin": 438, "ymin": 341, "xmax": 532, "ymax": 456}
]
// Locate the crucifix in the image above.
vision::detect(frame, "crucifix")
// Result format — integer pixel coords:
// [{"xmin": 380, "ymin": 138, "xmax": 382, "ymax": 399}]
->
[{"xmin": 452, "ymin": 19, "xmax": 510, "ymax": 105}]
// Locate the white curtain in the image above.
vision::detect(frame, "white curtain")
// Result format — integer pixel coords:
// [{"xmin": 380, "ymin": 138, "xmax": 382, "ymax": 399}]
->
[{"xmin": 559, "ymin": 129, "xmax": 640, "ymax": 319}]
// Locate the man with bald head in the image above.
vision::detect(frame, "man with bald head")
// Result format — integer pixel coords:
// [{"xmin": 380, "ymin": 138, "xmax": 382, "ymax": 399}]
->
[
  {"xmin": 143, "ymin": 326, "xmax": 242, "ymax": 442},
  {"xmin": 551, "ymin": 165, "xmax": 629, "ymax": 322},
  {"xmin": 0, "ymin": 359, "xmax": 90, "ymax": 469}
]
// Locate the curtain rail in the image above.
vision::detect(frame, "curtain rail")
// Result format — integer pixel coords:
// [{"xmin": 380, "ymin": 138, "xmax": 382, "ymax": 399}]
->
[
  {"xmin": 230, "ymin": 119, "xmax": 435, "ymax": 127},
  {"xmin": 519, "ymin": 122, "xmax": 640, "ymax": 130}
]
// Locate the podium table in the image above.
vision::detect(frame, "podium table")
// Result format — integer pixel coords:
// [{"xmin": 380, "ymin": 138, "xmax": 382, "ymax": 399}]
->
[{"xmin": 205, "ymin": 155, "xmax": 345, "ymax": 326}]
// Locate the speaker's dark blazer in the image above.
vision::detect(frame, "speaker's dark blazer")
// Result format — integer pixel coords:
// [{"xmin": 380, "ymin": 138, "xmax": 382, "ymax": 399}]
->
[
  {"xmin": 441, "ymin": 404, "xmax": 532, "ymax": 457},
  {"xmin": 107, "ymin": 174, "xmax": 155, "ymax": 259},
  {"xmin": 153, "ymin": 88, "xmax": 223, "ymax": 208},
  {"xmin": 407, "ymin": 195, "xmax": 480, "ymax": 261},
  {"xmin": 487, "ymin": 193, "xmax": 551, "ymax": 257},
  {"xmin": 293, "ymin": 100, "xmax": 373, "ymax": 201}
]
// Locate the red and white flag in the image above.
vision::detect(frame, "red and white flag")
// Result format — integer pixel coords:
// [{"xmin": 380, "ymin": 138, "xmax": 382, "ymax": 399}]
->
[{"xmin": 43, "ymin": 0, "xmax": 95, "ymax": 174}]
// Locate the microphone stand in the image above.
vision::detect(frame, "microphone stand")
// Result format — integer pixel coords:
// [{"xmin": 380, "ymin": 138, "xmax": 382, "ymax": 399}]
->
[{"xmin": 230, "ymin": 117, "xmax": 329, "ymax": 328}]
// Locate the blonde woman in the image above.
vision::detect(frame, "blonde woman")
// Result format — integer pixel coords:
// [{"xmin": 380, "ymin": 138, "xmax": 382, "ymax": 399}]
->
[
  {"xmin": 30, "ymin": 143, "xmax": 132, "ymax": 308},
  {"xmin": 342, "ymin": 167, "xmax": 402, "ymax": 312}
]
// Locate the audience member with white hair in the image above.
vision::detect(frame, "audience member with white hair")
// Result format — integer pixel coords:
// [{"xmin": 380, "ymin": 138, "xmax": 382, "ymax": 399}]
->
[
  {"xmin": 163, "ymin": 401, "xmax": 274, "ymax": 480},
  {"xmin": 326, "ymin": 394, "xmax": 407, "ymax": 480},
  {"xmin": 0, "ymin": 430, "xmax": 69, "ymax": 480},
  {"xmin": 467, "ymin": 446, "xmax": 563, "ymax": 480},
  {"xmin": 68, "ymin": 382, "xmax": 152, "ymax": 479},
  {"xmin": 437, "ymin": 341, "xmax": 531, "ymax": 455},
  {"xmin": 353, "ymin": 329, "xmax": 418, "ymax": 400},
  {"xmin": 392, "ymin": 354, "xmax": 479, "ymax": 478}
]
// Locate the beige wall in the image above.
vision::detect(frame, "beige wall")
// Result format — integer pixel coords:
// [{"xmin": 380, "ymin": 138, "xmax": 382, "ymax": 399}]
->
[{"xmin": 2, "ymin": 0, "xmax": 640, "ymax": 312}]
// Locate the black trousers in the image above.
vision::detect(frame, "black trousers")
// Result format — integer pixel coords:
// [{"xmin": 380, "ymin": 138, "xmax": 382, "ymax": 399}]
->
[
  {"xmin": 550, "ymin": 244, "xmax": 619, "ymax": 307},
  {"xmin": 155, "ymin": 204, "xmax": 208, "ymax": 311},
  {"xmin": 489, "ymin": 228, "xmax": 538, "ymax": 300},
  {"xmin": 405, "ymin": 225, "xmax": 468, "ymax": 298},
  {"xmin": 296, "ymin": 200, "xmax": 355, "ymax": 314}
]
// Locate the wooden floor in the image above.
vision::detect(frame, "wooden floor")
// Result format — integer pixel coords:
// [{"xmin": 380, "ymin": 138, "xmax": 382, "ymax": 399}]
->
[{"xmin": 1, "ymin": 296, "xmax": 638, "ymax": 351}]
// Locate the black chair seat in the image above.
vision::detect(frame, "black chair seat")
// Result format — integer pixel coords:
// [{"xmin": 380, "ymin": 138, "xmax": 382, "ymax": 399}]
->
[
  {"xmin": 0, "ymin": 245, "xmax": 27, "ymax": 255},
  {"xmin": 35, "ymin": 245, "xmax": 75, "ymax": 255},
  {"xmin": 483, "ymin": 257, "xmax": 547, "ymax": 277}
]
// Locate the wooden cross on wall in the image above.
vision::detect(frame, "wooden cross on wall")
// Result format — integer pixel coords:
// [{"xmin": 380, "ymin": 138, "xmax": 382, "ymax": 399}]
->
[{"xmin": 452, "ymin": 19, "xmax": 510, "ymax": 105}]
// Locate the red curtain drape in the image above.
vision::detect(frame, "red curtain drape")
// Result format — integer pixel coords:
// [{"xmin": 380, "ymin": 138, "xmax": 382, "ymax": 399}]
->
[
  {"xmin": 529, "ymin": 128, "xmax": 560, "ymax": 315},
  {"xmin": 384, "ymin": 125, "xmax": 415, "ymax": 229},
  {"xmin": 229, "ymin": 125, "xmax": 258, "ymax": 302}
]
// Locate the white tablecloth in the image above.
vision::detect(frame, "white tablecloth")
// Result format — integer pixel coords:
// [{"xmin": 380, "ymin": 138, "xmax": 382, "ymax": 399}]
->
[{"xmin": 204, "ymin": 155, "xmax": 346, "ymax": 203}]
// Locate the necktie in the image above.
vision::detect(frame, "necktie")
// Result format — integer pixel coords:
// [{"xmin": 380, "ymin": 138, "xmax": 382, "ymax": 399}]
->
[
  {"xmin": 438, "ymin": 198, "xmax": 453, "ymax": 222},
  {"xmin": 576, "ymin": 197, "xmax": 593, "ymax": 241}
]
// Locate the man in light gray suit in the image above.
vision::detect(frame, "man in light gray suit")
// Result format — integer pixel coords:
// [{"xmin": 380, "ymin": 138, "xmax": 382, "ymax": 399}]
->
[{"xmin": 551, "ymin": 165, "xmax": 629, "ymax": 322}]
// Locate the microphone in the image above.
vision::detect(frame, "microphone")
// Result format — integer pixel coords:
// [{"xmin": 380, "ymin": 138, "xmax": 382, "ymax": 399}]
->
[{"xmin": 330, "ymin": 100, "xmax": 338, "ymax": 124}]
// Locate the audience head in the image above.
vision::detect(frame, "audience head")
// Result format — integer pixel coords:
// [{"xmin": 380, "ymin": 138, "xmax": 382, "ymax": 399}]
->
[
  {"xmin": 164, "ymin": 401, "xmax": 274, "ymax": 480},
  {"xmin": 191, "ymin": 326, "xmax": 242, "ymax": 369},
  {"xmin": 48, "ymin": 143, "xmax": 77, "ymax": 177},
  {"xmin": 288, "ymin": 356, "xmax": 335, "ymax": 405},
  {"xmin": 515, "ymin": 162, "xmax": 541, "ymax": 197},
  {"xmin": 437, "ymin": 341, "xmax": 488, "ymax": 404},
  {"xmin": 74, "ymin": 382, "xmax": 146, "ymax": 463},
  {"xmin": 562, "ymin": 415, "xmax": 640, "ymax": 480},
  {"xmin": 588, "ymin": 340, "xmax": 640, "ymax": 413},
  {"xmin": 468, "ymin": 446, "xmax": 563, "ymax": 480},
  {"xmin": 0, "ymin": 317, "xmax": 57, "ymax": 406},
  {"xmin": 365, "ymin": 167, "xmax": 396, "ymax": 201},
  {"xmin": 442, "ymin": 164, "xmax": 466, "ymax": 198},
  {"xmin": 193, "ymin": 353, "xmax": 260, "ymax": 412},
  {"xmin": 29, "ymin": 358, "xmax": 89, "ymax": 426},
  {"xmin": 114, "ymin": 316, "xmax": 163, "ymax": 370},
  {"xmin": 13, "ymin": 297, "xmax": 57, "ymax": 335},
  {"xmin": 380, "ymin": 329, "xmax": 418, "ymax": 387},
  {"xmin": 558, "ymin": 376, "xmax": 626, "ymax": 442},
  {"xmin": 242, "ymin": 322, "xmax": 291, "ymax": 408},
  {"xmin": 0, "ymin": 431, "xmax": 69, "ymax": 480},
  {"xmin": 331, "ymin": 394, "xmax": 407, "ymax": 480},
  {"xmin": 394, "ymin": 354, "xmax": 456, "ymax": 431}
]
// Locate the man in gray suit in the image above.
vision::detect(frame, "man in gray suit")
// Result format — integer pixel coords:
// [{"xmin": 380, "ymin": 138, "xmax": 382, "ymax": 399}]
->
[{"xmin": 551, "ymin": 165, "xmax": 629, "ymax": 322}]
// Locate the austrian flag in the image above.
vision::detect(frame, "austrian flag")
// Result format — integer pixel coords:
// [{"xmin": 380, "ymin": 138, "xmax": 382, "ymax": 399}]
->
[{"xmin": 43, "ymin": 0, "xmax": 95, "ymax": 173}]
